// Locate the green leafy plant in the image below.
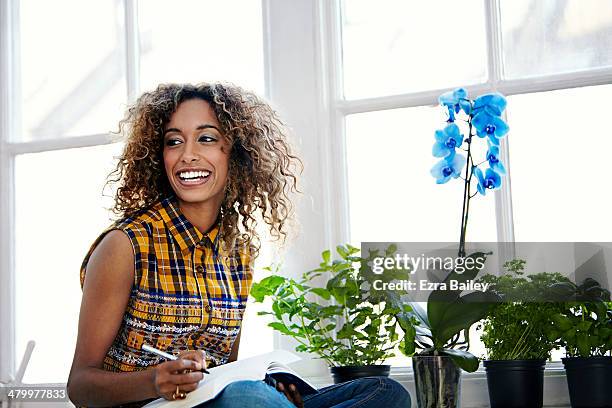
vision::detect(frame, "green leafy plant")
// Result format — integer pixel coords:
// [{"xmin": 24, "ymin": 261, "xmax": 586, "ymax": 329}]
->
[
  {"xmin": 477, "ymin": 259, "xmax": 570, "ymax": 360},
  {"xmin": 250, "ymin": 244, "xmax": 417, "ymax": 366},
  {"xmin": 545, "ymin": 279, "xmax": 612, "ymax": 357},
  {"xmin": 396, "ymin": 252, "xmax": 499, "ymax": 372}
]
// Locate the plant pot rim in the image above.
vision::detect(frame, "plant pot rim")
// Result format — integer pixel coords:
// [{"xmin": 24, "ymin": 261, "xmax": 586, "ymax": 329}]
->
[
  {"xmin": 329, "ymin": 364, "xmax": 391, "ymax": 369},
  {"xmin": 484, "ymin": 358, "xmax": 547, "ymax": 364},
  {"xmin": 412, "ymin": 354, "xmax": 456, "ymax": 359},
  {"xmin": 561, "ymin": 356, "xmax": 612, "ymax": 364},
  {"xmin": 561, "ymin": 355, "xmax": 612, "ymax": 361}
]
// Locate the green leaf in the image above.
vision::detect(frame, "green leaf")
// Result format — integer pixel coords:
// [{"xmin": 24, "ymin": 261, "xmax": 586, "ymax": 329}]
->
[
  {"xmin": 322, "ymin": 250, "xmax": 331, "ymax": 264},
  {"xmin": 577, "ymin": 333, "xmax": 591, "ymax": 357},
  {"xmin": 442, "ymin": 348, "xmax": 480, "ymax": 372},
  {"xmin": 406, "ymin": 302, "xmax": 430, "ymax": 328},
  {"xmin": 250, "ymin": 275, "xmax": 287, "ymax": 302},
  {"xmin": 268, "ymin": 322, "xmax": 292, "ymax": 336},
  {"xmin": 310, "ymin": 287, "xmax": 331, "ymax": 300},
  {"xmin": 337, "ymin": 323, "xmax": 356, "ymax": 339},
  {"xmin": 552, "ymin": 314, "xmax": 573, "ymax": 331},
  {"xmin": 385, "ymin": 244, "xmax": 398, "ymax": 256},
  {"xmin": 430, "ymin": 291, "xmax": 498, "ymax": 347},
  {"xmin": 346, "ymin": 243, "xmax": 360, "ymax": 254}
]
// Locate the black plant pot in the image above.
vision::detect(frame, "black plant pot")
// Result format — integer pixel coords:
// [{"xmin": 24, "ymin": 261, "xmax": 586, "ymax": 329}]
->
[
  {"xmin": 484, "ymin": 359, "xmax": 545, "ymax": 408},
  {"xmin": 329, "ymin": 365, "xmax": 390, "ymax": 384},
  {"xmin": 562, "ymin": 356, "xmax": 612, "ymax": 408}
]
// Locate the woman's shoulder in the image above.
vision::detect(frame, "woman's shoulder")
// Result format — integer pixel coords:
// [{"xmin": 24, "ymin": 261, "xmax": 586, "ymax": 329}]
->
[
  {"xmin": 98, "ymin": 197, "xmax": 171, "ymax": 240},
  {"xmin": 115, "ymin": 199, "xmax": 167, "ymax": 232},
  {"xmin": 79, "ymin": 200, "xmax": 168, "ymax": 287}
]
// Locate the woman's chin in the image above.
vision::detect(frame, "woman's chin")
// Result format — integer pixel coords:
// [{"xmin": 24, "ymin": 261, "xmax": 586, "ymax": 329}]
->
[{"xmin": 174, "ymin": 189, "xmax": 223, "ymax": 207}]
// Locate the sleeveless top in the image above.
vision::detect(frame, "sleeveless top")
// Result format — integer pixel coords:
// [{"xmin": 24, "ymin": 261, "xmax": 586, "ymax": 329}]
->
[{"xmin": 80, "ymin": 194, "xmax": 253, "ymax": 373}]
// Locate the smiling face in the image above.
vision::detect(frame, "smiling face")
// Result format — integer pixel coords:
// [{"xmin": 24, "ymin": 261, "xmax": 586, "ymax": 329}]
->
[{"xmin": 163, "ymin": 98, "xmax": 230, "ymax": 210}]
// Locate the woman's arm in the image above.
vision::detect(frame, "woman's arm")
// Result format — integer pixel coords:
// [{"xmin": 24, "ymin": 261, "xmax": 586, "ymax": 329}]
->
[{"xmin": 67, "ymin": 230, "xmax": 204, "ymax": 407}]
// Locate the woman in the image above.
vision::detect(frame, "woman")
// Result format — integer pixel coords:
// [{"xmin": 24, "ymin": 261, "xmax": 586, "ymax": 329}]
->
[{"xmin": 68, "ymin": 83, "xmax": 411, "ymax": 408}]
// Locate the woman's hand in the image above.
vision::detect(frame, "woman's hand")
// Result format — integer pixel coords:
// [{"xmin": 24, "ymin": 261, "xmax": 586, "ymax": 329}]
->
[
  {"xmin": 276, "ymin": 382, "xmax": 304, "ymax": 408},
  {"xmin": 153, "ymin": 350, "xmax": 206, "ymax": 400}
]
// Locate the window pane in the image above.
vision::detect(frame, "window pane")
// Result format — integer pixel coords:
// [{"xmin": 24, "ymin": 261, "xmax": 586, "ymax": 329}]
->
[
  {"xmin": 20, "ymin": 0, "xmax": 126, "ymax": 141},
  {"xmin": 508, "ymin": 85, "xmax": 612, "ymax": 241},
  {"xmin": 138, "ymin": 0, "xmax": 264, "ymax": 95},
  {"xmin": 500, "ymin": 0, "xmax": 612, "ymax": 78},
  {"xmin": 341, "ymin": 0, "xmax": 487, "ymax": 100},
  {"xmin": 346, "ymin": 107, "xmax": 497, "ymax": 245},
  {"xmin": 15, "ymin": 144, "xmax": 122, "ymax": 383}
]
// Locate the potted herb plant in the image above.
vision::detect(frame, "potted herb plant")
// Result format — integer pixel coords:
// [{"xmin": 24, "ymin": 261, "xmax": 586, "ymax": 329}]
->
[
  {"xmin": 250, "ymin": 244, "xmax": 417, "ymax": 383},
  {"xmin": 395, "ymin": 251, "xmax": 499, "ymax": 408},
  {"xmin": 477, "ymin": 259, "xmax": 570, "ymax": 408},
  {"xmin": 546, "ymin": 279, "xmax": 612, "ymax": 408}
]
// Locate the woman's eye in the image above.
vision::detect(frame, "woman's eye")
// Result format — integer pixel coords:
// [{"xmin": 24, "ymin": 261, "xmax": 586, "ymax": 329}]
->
[
  {"xmin": 165, "ymin": 139, "xmax": 182, "ymax": 146},
  {"xmin": 199, "ymin": 135, "xmax": 216, "ymax": 143}
]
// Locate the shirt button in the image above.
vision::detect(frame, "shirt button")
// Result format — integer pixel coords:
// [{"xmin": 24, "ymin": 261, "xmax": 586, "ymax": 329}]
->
[
  {"xmin": 204, "ymin": 305, "xmax": 212, "ymax": 313},
  {"xmin": 195, "ymin": 265, "xmax": 204, "ymax": 273}
]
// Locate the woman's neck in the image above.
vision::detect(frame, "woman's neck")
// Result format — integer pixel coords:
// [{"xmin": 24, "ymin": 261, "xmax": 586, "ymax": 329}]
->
[{"xmin": 178, "ymin": 199, "xmax": 222, "ymax": 234}]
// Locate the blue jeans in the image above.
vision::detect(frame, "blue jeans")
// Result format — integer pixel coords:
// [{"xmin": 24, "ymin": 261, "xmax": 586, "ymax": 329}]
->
[{"xmin": 199, "ymin": 376, "xmax": 411, "ymax": 408}]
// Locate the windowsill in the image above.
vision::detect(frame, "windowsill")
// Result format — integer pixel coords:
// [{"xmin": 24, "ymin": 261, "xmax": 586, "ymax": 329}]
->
[{"xmin": 300, "ymin": 363, "xmax": 571, "ymax": 408}]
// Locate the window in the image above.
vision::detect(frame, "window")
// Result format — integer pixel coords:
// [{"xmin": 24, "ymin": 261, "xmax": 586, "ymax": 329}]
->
[
  {"xmin": 508, "ymin": 84, "xmax": 612, "ymax": 242},
  {"xmin": 341, "ymin": 0, "xmax": 488, "ymax": 99},
  {"xmin": 345, "ymin": 107, "xmax": 497, "ymax": 245},
  {"xmin": 137, "ymin": 0, "xmax": 264, "ymax": 93},
  {"xmin": 499, "ymin": 0, "xmax": 612, "ymax": 78},
  {"xmin": 1, "ymin": 0, "xmax": 265, "ymax": 383},
  {"xmin": 19, "ymin": 0, "xmax": 126, "ymax": 141}
]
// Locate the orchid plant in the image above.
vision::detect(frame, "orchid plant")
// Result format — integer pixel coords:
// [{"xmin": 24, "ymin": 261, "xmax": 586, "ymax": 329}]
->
[{"xmin": 431, "ymin": 88, "xmax": 509, "ymax": 257}]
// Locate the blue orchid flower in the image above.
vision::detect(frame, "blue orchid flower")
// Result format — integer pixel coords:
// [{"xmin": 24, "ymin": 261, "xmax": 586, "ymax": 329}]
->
[
  {"xmin": 433, "ymin": 123, "xmax": 464, "ymax": 158},
  {"xmin": 474, "ymin": 167, "xmax": 502, "ymax": 195},
  {"xmin": 431, "ymin": 152, "xmax": 466, "ymax": 184},
  {"xmin": 472, "ymin": 93, "xmax": 507, "ymax": 116},
  {"xmin": 472, "ymin": 111, "xmax": 509, "ymax": 145},
  {"xmin": 439, "ymin": 88, "xmax": 471, "ymax": 121},
  {"xmin": 486, "ymin": 145, "xmax": 506, "ymax": 175}
]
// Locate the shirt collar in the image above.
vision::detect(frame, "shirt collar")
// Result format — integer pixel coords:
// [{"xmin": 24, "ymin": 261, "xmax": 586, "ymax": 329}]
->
[{"xmin": 157, "ymin": 195, "xmax": 221, "ymax": 254}]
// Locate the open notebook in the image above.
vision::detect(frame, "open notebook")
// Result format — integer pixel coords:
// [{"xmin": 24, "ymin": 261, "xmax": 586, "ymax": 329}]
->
[{"xmin": 144, "ymin": 350, "xmax": 318, "ymax": 407}]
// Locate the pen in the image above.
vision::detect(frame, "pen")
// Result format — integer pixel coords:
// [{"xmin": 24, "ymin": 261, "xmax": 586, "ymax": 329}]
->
[{"xmin": 142, "ymin": 344, "xmax": 210, "ymax": 374}]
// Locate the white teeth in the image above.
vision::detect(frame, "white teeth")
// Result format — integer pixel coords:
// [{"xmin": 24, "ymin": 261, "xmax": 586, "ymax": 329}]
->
[{"xmin": 178, "ymin": 170, "xmax": 211, "ymax": 179}]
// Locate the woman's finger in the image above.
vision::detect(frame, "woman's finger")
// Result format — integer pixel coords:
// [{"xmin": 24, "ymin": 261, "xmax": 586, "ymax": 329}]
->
[
  {"xmin": 276, "ymin": 382, "xmax": 289, "ymax": 399},
  {"xmin": 177, "ymin": 350, "xmax": 207, "ymax": 370},
  {"xmin": 154, "ymin": 359, "xmax": 203, "ymax": 400},
  {"xmin": 288, "ymin": 384, "xmax": 304, "ymax": 408},
  {"xmin": 164, "ymin": 358, "xmax": 200, "ymax": 373},
  {"xmin": 172, "ymin": 370, "xmax": 204, "ymax": 385},
  {"xmin": 276, "ymin": 382, "xmax": 302, "ymax": 407}
]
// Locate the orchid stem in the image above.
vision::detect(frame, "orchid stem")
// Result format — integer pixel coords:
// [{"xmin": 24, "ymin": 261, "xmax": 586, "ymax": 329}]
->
[{"xmin": 458, "ymin": 111, "xmax": 474, "ymax": 258}]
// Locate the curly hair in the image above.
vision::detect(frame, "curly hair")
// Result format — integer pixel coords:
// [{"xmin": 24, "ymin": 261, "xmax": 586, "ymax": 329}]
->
[{"xmin": 105, "ymin": 82, "xmax": 302, "ymax": 257}]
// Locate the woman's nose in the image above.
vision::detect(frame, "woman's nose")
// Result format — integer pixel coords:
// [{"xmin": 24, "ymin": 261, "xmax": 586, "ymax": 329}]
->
[{"xmin": 180, "ymin": 140, "xmax": 199, "ymax": 163}]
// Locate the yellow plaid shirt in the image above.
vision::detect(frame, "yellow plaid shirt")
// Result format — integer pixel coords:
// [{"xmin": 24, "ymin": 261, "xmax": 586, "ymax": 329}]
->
[{"xmin": 80, "ymin": 194, "xmax": 253, "ymax": 373}]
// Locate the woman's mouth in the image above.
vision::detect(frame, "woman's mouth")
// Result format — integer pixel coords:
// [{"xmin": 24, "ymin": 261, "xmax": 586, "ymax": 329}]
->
[{"xmin": 176, "ymin": 170, "xmax": 212, "ymax": 187}]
